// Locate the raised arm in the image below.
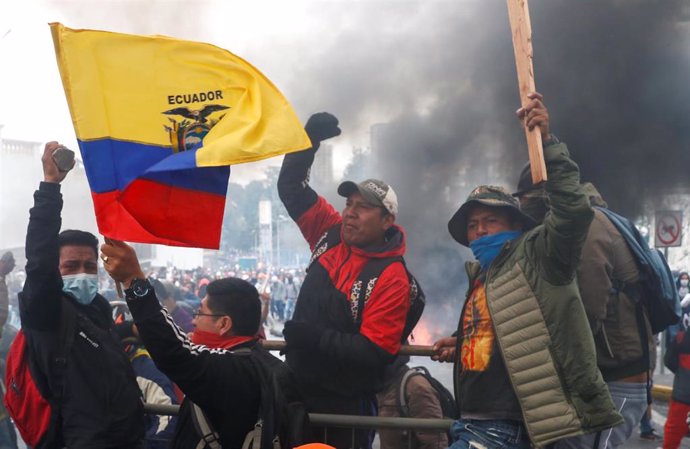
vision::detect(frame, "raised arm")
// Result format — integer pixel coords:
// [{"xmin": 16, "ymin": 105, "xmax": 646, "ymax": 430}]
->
[
  {"xmin": 517, "ymin": 94, "xmax": 593, "ymax": 283},
  {"xmin": 20, "ymin": 142, "xmax": 72, "ymax": 330},
  {"xmin": 278, "ymin": 112, "xmax": 343, "ymax": 248},
  {"xmin": 101, "ymin": 240, "xmax": 250, "ymax": 406}
]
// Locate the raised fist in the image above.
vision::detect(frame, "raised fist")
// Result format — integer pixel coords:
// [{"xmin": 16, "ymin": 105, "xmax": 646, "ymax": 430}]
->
[{"xmin": 305, "ymin": 112, "xmax": 341, "ymax": 144}]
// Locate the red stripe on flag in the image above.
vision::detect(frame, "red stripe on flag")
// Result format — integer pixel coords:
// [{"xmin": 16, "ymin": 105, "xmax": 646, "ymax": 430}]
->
[{"xmin": 92, "ymin": 179, "xmax": 226, "ymax": 248}]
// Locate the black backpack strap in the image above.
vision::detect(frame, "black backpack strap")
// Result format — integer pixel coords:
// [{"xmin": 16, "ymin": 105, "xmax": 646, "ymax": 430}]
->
[
  {"xmin": 190, "ymin": 400, "xmax": 223, "ymax": 449},
  {"xmin": 307, "ymin": 224, "xmax": 342, "ymax": 269},
  {"xmin": 352, "ymin": 255, "xmax": 404, "ymax": 327}
]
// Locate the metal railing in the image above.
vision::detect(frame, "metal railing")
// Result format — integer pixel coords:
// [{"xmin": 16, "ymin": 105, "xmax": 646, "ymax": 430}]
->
[
  {"xmin": 141, "ymin": 341, "xmax": 672, "ymax": 447},
  {"xmin": 144, "ymin": 403, "xmax": 452, "ymax": 449},
  {"xmin": 144, "ymin": 403, "xmax": 452, "ymax": 432},
  {"xmin": 143, "ymin": 342, "xmax": 451, "ymax": 447}
]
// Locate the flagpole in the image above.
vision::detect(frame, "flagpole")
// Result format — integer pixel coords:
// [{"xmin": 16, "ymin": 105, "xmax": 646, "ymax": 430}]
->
[{"xmin": 103, "ymin": 237, "xmax": 124, "ymax": 298}]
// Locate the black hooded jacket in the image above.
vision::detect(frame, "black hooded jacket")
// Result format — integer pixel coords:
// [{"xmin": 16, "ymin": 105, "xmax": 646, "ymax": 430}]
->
[{"xmin": 20, "ymin": 182, "xmax": 144, "ymax": 449}]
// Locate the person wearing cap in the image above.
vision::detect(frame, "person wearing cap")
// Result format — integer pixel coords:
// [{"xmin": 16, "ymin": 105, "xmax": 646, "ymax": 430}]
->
[
  {"xmin": 433, "ymin": 93, "xmax": 621, "ymax": 449},
  {"xmin": 278, "ymin": 112, "xmax": 411, "ymax": 448},
  {"xmin": 514, "ymin": 170, "xmax": 654, "ymax": 448}
]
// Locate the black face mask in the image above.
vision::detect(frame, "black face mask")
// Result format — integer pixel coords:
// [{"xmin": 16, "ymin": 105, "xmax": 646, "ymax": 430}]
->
[{"xmin": 520, "ymin": 195, "xmax": 549, "ymax": 224}]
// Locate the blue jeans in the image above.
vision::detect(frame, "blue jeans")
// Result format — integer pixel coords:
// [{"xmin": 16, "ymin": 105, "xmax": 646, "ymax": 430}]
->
[
  {"xmin": 448, "ymin": 419, "xmax": 531, "ymax": 449},
  {"xmin": 554, "ymin": 381, "xmax": 648, "ymax": 449}
]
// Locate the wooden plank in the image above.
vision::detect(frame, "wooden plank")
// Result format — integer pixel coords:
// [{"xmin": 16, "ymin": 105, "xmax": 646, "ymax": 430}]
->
[{"xmin": 507, "ymin": 0, "xmax": 547, "ymax": 183}]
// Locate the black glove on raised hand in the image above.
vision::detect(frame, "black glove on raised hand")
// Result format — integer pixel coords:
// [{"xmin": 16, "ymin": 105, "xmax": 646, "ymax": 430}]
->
[
  {"xmin": 283, "ymin": 320, "xmax": 324, "ymax": 352},
  {"xmin": 305, "ymin": 112, "xmax": 341, "ymax": 144}
]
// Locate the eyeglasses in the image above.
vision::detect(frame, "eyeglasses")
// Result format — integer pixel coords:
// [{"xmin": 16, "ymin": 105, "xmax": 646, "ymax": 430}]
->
[{"xmin": 192, "ymin": 309, "xmax": 225, "ymax": 319}]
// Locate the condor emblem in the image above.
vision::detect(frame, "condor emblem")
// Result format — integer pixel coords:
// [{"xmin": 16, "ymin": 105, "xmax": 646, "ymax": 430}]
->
[{"xmin": 163, "ymin": 104, "xmax": 230, "ymax": 153}]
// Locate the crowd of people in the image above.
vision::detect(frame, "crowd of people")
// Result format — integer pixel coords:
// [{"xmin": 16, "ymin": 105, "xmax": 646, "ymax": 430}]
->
[{"xmin": 1, "ymin": 92, "xmax": 690, "ymax": 449}]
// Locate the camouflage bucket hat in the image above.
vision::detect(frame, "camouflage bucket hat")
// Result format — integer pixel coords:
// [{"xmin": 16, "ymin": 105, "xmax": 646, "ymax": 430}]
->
[{"xmin": 448, "ymin": 185, "xmax": 537, "ymax": 246}]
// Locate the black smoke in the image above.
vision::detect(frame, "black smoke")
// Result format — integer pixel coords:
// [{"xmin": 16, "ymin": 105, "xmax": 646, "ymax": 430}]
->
[
  {"xmin": 53, "ymin": 1, "xmax": 690, "ymax": 339},
  {"xmin": 285, "ymin": 0, "xmax": 690, "ymax": 338}
]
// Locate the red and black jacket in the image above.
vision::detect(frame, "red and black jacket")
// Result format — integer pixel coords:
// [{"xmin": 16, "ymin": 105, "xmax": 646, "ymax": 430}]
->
[{"xmin": 278, "ymin": 145, "xmax": 410, "ymax": 398}]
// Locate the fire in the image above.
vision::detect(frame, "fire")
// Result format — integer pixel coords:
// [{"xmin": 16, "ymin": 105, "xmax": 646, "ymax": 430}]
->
[{"xmin": 409, "ymin": 318, "xmax": 434, "ymax": 345}]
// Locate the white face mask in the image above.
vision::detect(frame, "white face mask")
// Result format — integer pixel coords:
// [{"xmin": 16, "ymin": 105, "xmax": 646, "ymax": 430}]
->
[
  {"xmin": 62, "ymin": 273, "xmax": 99, "ymax": 305},
  {"xmin": 681, "ymin": 279, "xmax": 689, "ymax": 287}
]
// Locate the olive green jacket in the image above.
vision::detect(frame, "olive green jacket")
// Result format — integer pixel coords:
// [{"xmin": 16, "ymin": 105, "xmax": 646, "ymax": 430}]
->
[{"xmin": 456, "ymin": 143, "xmax": 622, "ymax": 447}]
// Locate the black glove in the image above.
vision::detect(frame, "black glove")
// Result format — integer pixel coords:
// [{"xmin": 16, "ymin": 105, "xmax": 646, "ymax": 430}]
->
[
  {"xmin": 283, "ymin": 320, "xmax": 324, "ymax": 352},
  {"xmin": 305, "ymin": 112, "xmax": 341, "ymax": 144}
]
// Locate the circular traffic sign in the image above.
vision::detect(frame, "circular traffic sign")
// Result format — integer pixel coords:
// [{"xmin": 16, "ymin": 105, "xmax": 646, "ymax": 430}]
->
[{"xmin": 656, "ymin": 213, "xmax": 681, "ymax": 246}]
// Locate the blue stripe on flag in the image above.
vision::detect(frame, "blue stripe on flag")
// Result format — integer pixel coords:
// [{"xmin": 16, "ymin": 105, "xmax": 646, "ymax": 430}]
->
[{"xmin": 78, "ymin": 138, "xmax": 229, "ymax": 196}]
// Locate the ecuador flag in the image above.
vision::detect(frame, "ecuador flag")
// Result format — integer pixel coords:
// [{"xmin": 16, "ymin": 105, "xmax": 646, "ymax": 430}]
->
[{"xmin": 50, "ymin": 23, "xmax": 311, "ymax": 249}]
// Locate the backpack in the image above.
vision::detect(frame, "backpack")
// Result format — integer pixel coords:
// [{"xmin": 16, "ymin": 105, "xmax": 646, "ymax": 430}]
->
[
  {"xmin": 397, "ymin": 366, "xmax": 457, "ymax": 442},
  {"xmin": 191, "ymin": 346, "xmax": 311, "ymax": 449},
  {"xmin": 398, "ymin": 366, "xmax": 458, "ymax": 420},
  {"xmin": 595, "ymin": 207, "xmax": 681, "ymax": 333},
  {"xmin": 4, "ymin": 299, "xmax": 76, "ymax": 448},
  {"xmin": 309, "ymin": 224, "xmax": 426, "ymax": 341}
]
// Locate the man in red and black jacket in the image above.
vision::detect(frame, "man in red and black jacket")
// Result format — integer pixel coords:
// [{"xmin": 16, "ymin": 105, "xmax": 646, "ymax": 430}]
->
[{"xmin": 278, "ymin": 113, "xmax": 411, "ymax": 448}]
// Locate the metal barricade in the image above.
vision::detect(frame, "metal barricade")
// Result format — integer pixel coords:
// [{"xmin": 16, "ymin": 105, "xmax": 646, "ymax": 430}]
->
[
  {"xmin": 143, "ymin": 342, "xmax": 452, "ymax": 447},
  {"xmin": 144, "ymin": 403, "xmax": 453, "ymax": 449}
]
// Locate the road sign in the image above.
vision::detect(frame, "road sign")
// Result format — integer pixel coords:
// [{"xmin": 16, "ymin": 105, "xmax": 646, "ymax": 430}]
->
[{"xmin": 655, "ymin": 210, "xmax": 683, "ymax": 248}]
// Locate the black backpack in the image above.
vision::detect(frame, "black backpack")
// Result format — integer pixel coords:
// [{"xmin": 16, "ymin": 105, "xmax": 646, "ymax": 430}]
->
[
  {"xmin": 309, "ymin": 224, "xmax": 426, "ymax": 341},
  {"xmin": 191, "ymin": 346, "xmax": 311, "ymax": 449}
]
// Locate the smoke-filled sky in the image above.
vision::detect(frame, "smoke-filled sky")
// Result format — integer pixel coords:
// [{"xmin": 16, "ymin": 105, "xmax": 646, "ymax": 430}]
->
[
  {"xmin": 2, "ymin": 1, "xmax": 688, "ymax": 201},
  {"xmin": 2, "ymin": 0, "xmax": 689, "ymax": 339}
]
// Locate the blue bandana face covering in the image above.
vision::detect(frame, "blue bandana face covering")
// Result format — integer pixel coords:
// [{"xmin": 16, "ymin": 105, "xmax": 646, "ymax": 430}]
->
[
  {"xmin": 469, "ymin": 231, "xmax": 522, "ymax": 271},
  {"xmin": 62, "ymin": 273, "xmax": 99, "ymax": 305}
]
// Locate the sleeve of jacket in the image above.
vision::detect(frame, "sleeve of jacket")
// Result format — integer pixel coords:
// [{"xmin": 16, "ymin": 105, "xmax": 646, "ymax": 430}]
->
[
  {"xmin": 537, "ymin": 143, "xmax": 594, "ymax": 284},
  {"xmin": 317, "ymin": 263, "xmax": 410, "ymax": 368},
  {"xmin": 126, "ymin": 290, "xmax": 250, "ymax": 410},
  {"xmin": 576, "ymin": 211, "xmax": 615, "ymax": 333},
  {"xmin": 278, "ymin": 146, "xmax": 342, "ymax": 249},
  {"xmin": 19, "ymin": 182, "xmax": 64, "ymax": 330}
]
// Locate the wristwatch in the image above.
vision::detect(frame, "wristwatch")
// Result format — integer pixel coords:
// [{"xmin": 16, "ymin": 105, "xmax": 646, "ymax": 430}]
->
[{"xmin": 125, "ymin": 278, "xmax": 152, "ymax": 299}]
